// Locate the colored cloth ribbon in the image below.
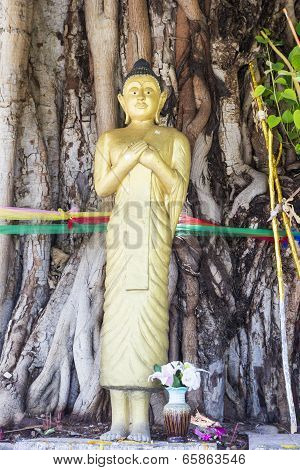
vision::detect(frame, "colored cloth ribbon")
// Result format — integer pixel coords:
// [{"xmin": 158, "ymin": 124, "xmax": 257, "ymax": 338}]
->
[
  {"xmin": 0, "ymin": 206, "xmax": 299, "ymax": 243},
  {"xmin": 268, "ymin": 187, "xmax": 300, "ymax": 224}
]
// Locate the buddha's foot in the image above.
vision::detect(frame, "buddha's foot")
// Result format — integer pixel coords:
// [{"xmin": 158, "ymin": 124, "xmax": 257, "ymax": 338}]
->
[
  {"xmin": 127, "ymin": 424, "xmax": 151, "ymax": 442},
  {"xmin": 100, "ymin": 425, "xmax": 129, "ymax": 441}
]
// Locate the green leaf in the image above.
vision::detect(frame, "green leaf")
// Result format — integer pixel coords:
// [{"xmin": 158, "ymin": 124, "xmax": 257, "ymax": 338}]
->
[
  {"xmin": 278, "ymin": 70, "xmax": 292, "ymax": 76},
  {"xmin": 266, "ymin": 61, "xmax": 284, "ymax": 72},
  {"xmin": 269, "ymin": 91, "xmax": 283, "ymax": 102},
  {"xmin": 273, "ymin": 40, "xmax": 284, "ymax": 46},
  {"xmin": 263, "ymin": 28, "xmax": 271, "ymax": 36},
  {"xmin": 275, "ymin": 131, "xmax": 283, "ymax": 143},
  {"xmin": 262, "ymin": 88, "xmax": 272, "ymax": 97},
  {"xmin": 254, "ymin": 85, "xmax": 266, "ymax": 97},
  {"xmin": 255, "ymin": 35, "xmax": 268, "ymax": 44},
  {"xmin": 282, "ymin": 88, "xmax": 298, "ymax": 102},
  {"xmin": 172, "ymin": 375, "xmax": 182, "ymax": 388},
  {"xmin": 296, "ymin": 23, "xmax": 300, "ymax": 36},
  {"xmin": 267, "ymin": 115, "xmax": 281, "ymax": 128},
  {"xmin": 293, "ymin": 109, "xmax": 300, "ymax": 129},
  {"xmin": 275, "ymin": 77, "xmax": 287, "ymax": 86},
  {"xmin": 295, "ymin": 143, "xmax": 300, "ymax": 155},
  {"xmin": 272, "ymin": 62, "xmax": 284, "ymax": 71},
  {"xmin": 154, "ymin": 364, "xmax": 161, "ymax": 372},
  {"xmin": 282, "ymin": 109, "xmax": 294, "ymax": 123},
  {"xmin": 44, "ymin": 428, "xmax": 56, "ymax": 436},
  {"xmin": 291, "ymin": 56, "xmax": 300, "ymax": 71},
  {"xmin": 288, "ymin": 129, "xmax": 298, "ymax": 140},
  {"xmin": 289, "ymin": 46, "xmax": 300, "ymax": 71}
]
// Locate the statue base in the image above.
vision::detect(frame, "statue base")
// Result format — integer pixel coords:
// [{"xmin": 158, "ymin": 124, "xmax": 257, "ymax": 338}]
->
[{"xmin": 12, "ymin": 437, "xmax": 217, "ymax": 450}]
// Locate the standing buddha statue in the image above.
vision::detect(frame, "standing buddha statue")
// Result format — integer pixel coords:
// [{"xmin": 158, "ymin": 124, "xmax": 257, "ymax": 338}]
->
[{"xmin": 94, "ymin": 59, "xmax": 191, "ymax": 442}]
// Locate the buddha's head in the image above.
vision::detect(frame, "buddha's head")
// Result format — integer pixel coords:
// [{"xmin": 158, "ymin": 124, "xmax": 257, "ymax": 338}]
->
[{"xmin": 118, "ymin": 59, "xmax": 167, "ymax": 125}]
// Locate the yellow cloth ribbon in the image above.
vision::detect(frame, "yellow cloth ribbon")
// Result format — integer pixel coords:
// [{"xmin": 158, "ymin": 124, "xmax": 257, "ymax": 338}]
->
[{"xmin": 0, "ymin": 207, "xmax": 111, "ymax": 221}]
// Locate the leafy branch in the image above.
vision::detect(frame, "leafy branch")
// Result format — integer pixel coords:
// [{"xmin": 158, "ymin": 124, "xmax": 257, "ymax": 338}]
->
[{"xmin": 255, "ymin": 27, "xmax": 300, "ymax": 155}]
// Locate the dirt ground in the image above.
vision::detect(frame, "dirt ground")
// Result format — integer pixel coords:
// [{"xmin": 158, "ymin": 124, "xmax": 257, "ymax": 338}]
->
[{"xmin": 0, "ymin": 416, "xmax": 249, "ymax": 450}]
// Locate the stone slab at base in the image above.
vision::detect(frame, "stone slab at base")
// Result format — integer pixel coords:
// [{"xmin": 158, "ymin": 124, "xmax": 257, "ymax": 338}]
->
[
  {"xmin": 247, "ymin": 433, "xmax": 300, "ymax": 450},
  {"xmin": 0, "ymin": 443, "xmax": 14, "ymax": 450},
  {"xmin": 4, "ymin": 438, "xmax": 217, "ymax": 451}
]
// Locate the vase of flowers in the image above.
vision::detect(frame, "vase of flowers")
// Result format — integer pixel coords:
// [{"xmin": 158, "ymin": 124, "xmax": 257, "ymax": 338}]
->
[
  {"xmin": 148, "ymin": 361, "xmax": 208, "ymax": 443},
  {"xmin": 163, "ymin": 386, "xmax": 191, "ymax": 443}
]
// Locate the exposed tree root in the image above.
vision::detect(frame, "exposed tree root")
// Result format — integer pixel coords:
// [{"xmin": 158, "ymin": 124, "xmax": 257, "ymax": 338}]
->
[
  {"xmin": 127, "ymin": 0, "xmax": 151, "ymax": 69},
  {"xmin": 84, "ymin": 0, "xmax": 119, "ymax": 133},
  {"xmin": 0, "ymin": 240, "xmax": 84, "ymax": 426},
  {"xmin": 27, "ymin": 233, "xmax": 106, "ymax": 417},
  {"xmin": 0, "ymin": 0, "xmax": 34, "ymax": 349},
  {"xmin": 229, "ymin": 166, "xmax": 268, "ymax": 219},
  {"xmin": 212, "ymin": 61, "xmax": 267, "ymax": 219},
  {"xmin": 191, "ymin": 133, "xmax": 221, "ymax": 222}
]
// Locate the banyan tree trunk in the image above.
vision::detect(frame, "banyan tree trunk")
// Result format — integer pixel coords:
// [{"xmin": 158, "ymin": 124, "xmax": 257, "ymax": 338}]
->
[{"xmin": 0, "ymin": 0, "xmax": 299, "ymax": 431}]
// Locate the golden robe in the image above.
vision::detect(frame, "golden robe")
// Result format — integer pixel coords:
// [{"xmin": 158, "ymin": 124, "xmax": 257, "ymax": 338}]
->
[{"xmin": 94, "ymin": 127, "xmax": 190, "ymax": 390}]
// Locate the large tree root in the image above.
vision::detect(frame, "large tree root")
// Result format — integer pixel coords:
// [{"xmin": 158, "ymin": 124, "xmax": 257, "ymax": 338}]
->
[
  {"xmin": 0, "ymin": 241, "xmax": 84, "ymax": 426},
  {"xmin": 229, "ymin": 165, "xmax": 268, "ymax": 219},
  {"xmin": 191, "ymin": 133, "xmax": 221, "ymax": 223},
  {"xmin": 27, "ymin": 233, "xmax": 106, "ymax": 417},
  {"xmin": 0, "ymin": 0, "xmax": 34, "ymax": 346},
  {"xmin": 1, "ymin": 97, "xmax": 52, "ymax": 372},
  {"xmin": 0, "ymin": 233, "xmax": 106, "ymax": 426}
]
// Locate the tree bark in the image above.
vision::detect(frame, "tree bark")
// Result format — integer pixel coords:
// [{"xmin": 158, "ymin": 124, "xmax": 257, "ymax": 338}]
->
[{"xmin": 0, "ymin": 0, "xmax": 34, "ymax": 352}]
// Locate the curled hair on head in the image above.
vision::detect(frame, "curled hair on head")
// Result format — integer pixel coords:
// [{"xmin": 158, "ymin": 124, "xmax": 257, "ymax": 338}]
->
[{"xmin": 123, "ymin": 58, "xmax": 162, "ymax": 91}]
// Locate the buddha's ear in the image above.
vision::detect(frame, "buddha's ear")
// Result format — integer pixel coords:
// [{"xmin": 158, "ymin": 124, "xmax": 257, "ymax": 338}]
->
[
  {"xmin": 155, "ymin": 90, "xmax": 168, "ymax": 124},
  {"xmin": 118, "ymin": 93, "xmax": 131, "ymax": 125}
]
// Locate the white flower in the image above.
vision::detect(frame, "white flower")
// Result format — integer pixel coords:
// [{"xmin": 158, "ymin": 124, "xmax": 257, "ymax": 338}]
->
[
  {"xmin": 183, "ymin": 361, "xmax": 201, "ymax": 370},
  {"xmin": 181, "ymin": 362, "xmax": 209, "ymax": 391},
  {"xmin": 148, "ymin": 371, "xmax": 164, "ymax": 384},
  {"xmin": 148, "ymin": 361, "xmax": 184, "ymax": 387},
  {"xmin": 169, "ymin": 361, "xmax": 184, "ymax": 373},
  {"xmin": 148, "ymin": 366, "xmax": 174, "ymax": 386},
  {"xmin": 182, "ymin": 367, "xmax": 201, "ymax": 391}
]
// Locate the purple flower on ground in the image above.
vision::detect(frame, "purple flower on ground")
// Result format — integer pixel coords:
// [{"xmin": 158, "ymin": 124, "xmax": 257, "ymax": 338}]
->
[
  {"xmin": 212, "ymin": 426, "xmax": 227, "ymax": 438},
  {"xmin": 193, "ymin": 428, "xmax": 212, "ymax": 441}
]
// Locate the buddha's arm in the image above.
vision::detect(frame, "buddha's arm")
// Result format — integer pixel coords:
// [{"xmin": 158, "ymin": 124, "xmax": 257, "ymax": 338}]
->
[
  {"xmin": 147, "ymin": 151, "xmax": 177, "ymax": 194},
  {"xmin": 140, "ymin": 135, "xmax": 190, "ymax": 195},
  {"xmin": 166, "ymin": 133, "xmax": 191, "ymax": 236},
  {"xmin": 94, "ymin": 134, "xmax": 147, "ymax": 197}
]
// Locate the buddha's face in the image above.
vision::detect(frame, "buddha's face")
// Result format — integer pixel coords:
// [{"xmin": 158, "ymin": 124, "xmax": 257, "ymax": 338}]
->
[{"xmin": 118, "ymin": 75, "xmax": 167, "ymax": 123}]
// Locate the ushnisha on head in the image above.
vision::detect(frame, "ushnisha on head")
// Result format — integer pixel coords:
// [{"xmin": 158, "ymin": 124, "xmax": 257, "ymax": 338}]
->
[{"xmin": 118, "ymin": 59, "xmax": 168, "ymax": 125}]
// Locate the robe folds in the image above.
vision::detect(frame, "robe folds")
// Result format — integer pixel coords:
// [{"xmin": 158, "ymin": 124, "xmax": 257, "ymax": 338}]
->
[{"xmin": 94, "ymin": 127, "xmax": 191, "ymax": 390}]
